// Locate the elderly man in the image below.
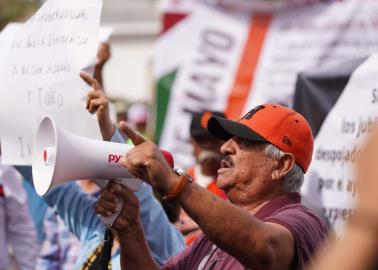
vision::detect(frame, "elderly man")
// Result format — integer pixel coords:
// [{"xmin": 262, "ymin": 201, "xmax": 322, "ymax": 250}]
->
[{"xmin": 96, "ymin": 104, "xmax": 328, "ymax": 270}]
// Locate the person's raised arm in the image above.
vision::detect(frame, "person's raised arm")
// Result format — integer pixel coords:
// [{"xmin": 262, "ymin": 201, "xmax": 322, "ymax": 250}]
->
[
  {"xmin": 80, "ymin": 71, "xmax": 115, "ymax": 141},
  {"xmin": 93, "ymin": 42, "xmax": 111, "ymax": 87},
  {"xmin": 96, "ymin": 123, "xmax": 186, "ymax": 268}
]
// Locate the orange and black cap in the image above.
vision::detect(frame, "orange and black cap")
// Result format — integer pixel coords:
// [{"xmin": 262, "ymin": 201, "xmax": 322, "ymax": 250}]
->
[{"xmin": 207, "ymin": 104, "xmax": 314, "ymax": 172}]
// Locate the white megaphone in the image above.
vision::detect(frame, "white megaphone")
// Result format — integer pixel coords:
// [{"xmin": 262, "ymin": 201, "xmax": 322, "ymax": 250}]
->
[{"xmin": 32, "ymin": 116, "xmax": 141, "ymax": 225}]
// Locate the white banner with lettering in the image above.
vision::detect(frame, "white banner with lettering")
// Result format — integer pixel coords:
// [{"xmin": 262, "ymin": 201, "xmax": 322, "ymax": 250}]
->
[
  {"xmin": 246, "ymin": 0, "xmax": 378, "ymax": 109},
  {"xmin": 156, "ymin": 0, "xmax": 378, "ymax": 169},
  {"xmin": 158, "ymin": 4, "xmax": 250, "ymax": 165},
  {"xmin": 301, "ymin": 53, "xmax": 378, "ymax": 235},
  {"xmin": 0, "ymin": 0, "xmax": 103, "ymax": 165}
]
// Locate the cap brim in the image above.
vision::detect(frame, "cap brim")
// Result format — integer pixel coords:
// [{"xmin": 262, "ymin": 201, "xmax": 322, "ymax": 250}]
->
[{"xmin": 207, "ymin": 116, "xmax": 267, "ymax": 142}]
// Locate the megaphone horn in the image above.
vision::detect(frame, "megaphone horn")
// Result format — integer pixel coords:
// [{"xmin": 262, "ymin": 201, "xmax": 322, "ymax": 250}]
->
[{"xmin": 32, "ymin": 116, "xmax": 140, "ymax": 196}]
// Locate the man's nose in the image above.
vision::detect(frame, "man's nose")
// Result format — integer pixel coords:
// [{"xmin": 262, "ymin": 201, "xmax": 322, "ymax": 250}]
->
[{"xmin": 220, "ymin": 138, "xmax": 235, "ymax": 155}]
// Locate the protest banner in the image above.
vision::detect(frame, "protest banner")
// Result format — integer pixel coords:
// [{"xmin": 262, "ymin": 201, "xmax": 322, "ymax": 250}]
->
[
  {"xmin": 0, "ymin": 0, "xmax": 103, "ymax": 165},
  {"xmin": 155, "ymin": 0, "xmax": 378, "ymax": 168},
  {"xmin": 301, "ymin": 54, "xmax": 378, "ymax": 236}
]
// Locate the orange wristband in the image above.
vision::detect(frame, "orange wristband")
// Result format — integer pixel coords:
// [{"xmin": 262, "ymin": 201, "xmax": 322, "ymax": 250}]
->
[{"xmin": 162, "ymin": 170, "xmax": 192, "ymax": 202}]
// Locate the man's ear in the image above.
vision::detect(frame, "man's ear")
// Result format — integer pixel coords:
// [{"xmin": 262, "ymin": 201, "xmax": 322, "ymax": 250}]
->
[{"xmin": 271, "ymin": 153, "xmax": 296, "ymax": 181}]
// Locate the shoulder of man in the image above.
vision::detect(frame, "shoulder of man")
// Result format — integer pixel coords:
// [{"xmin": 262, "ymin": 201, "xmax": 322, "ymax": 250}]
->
[{"xmin": 264, "ymin": 203, "xmax": 328, "ymax": 269}]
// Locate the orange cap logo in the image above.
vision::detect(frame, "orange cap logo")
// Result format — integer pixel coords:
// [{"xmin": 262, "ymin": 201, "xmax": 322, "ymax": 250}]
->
[{"xmin": 200, "ymin": 112, "xmax": 213, "ymax": 129}]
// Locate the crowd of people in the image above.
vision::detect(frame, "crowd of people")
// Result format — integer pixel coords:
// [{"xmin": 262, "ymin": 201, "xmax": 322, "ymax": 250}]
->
[{"xmin": 1, "ymin": 40, "xmax": 378, "ymax": 270}]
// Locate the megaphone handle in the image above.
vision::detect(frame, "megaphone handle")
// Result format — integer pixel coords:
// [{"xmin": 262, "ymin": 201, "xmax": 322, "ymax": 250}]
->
[
  {"xmin": 99, "ymin": 199, "xmax": 124, "ymax": 226},
  {"xmin": 98, "ymin": 178, "xmax": 142, "ymax": 226}
]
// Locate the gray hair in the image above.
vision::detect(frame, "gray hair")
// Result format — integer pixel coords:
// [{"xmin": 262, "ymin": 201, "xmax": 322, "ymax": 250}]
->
[{"xmin": 264, "ymin": 144, "xmax": 304, "ymax": 193}]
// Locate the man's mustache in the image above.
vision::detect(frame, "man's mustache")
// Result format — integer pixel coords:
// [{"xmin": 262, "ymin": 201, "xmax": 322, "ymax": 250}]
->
[{"xmin": 221, "ymin": 156, "xmax": 234, "ymax": 167}]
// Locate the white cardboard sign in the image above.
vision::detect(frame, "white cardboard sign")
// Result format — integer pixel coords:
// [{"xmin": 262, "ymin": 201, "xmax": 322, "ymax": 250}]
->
[{"xmin": 0, "ymin": 0, "xmax": 103, "ymax": 165}]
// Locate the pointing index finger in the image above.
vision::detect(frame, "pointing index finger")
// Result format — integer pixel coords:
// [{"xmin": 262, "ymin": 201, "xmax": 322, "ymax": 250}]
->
[
  {"xmin": 119, "ymin": 121, "xmax": 145, "ymax": 146},
  {"xmin": 80, "ymin": 71, "xmax": 95, "ymax": 85},
  {"xmin": 80, "ymin": 71, "xmax": 101, "ymax": 91}
]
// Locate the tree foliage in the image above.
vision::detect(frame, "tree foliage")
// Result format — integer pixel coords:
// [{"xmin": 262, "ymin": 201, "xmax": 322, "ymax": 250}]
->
[{"xmin": 0, "ymin": 0, "xmax": 40, "ymax": 30}]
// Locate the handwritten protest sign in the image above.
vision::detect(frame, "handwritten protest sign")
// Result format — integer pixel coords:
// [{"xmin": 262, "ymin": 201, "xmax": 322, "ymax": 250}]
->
[{"xmin": 0, "ymin": 0, "xmax": 103, "ymax": 165}]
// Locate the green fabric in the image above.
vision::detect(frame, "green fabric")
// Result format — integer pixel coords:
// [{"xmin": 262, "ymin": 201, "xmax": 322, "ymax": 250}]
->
[{"xmin": 154, "ymin": 69, "xmax": 177, "ymax": 144}]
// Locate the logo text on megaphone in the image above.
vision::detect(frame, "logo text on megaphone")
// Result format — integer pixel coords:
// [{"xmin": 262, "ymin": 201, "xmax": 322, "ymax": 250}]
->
[{"xmin": 108, "ymin": 154, "xmax": 122, "ymax": 163}]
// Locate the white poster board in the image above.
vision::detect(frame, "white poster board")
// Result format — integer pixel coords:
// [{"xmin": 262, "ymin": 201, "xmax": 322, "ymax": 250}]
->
[
  {"xmin": 301, "ymin": 53, "xmax": 378, "ymax": 236},
  {"xmin": 0, "ymin": 0, "xmax": 103, "ymax": 165}
]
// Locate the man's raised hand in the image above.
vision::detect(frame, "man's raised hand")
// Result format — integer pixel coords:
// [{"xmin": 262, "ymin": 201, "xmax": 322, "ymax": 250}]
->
[
  {"xmin": 80, "ymin": 71, "xmax": 114, "ymax": 141},
  {"xmin": 119, "ymin": 121, "xmax": 145, "ymax": 146},
  {"xmin": 118, "ymin": 122, "xmax": 178, "ymax": 194}
]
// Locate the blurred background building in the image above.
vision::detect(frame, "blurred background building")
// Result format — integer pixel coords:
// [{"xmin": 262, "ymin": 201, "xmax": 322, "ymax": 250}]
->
[{"xmin": 101, "ymin": 0, "xmax": 161, "ymax": 103}]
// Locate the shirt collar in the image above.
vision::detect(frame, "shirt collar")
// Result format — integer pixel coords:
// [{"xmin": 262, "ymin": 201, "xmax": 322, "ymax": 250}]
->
[{"xmin": 254, "ymin": 193, "xmax": 301, "ymax": 220}]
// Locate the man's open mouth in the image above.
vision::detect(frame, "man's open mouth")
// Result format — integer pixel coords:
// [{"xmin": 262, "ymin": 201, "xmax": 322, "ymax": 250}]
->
[{"xmin": 220, "ymin": 156, "xmax": 234, "ymax": 168}]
